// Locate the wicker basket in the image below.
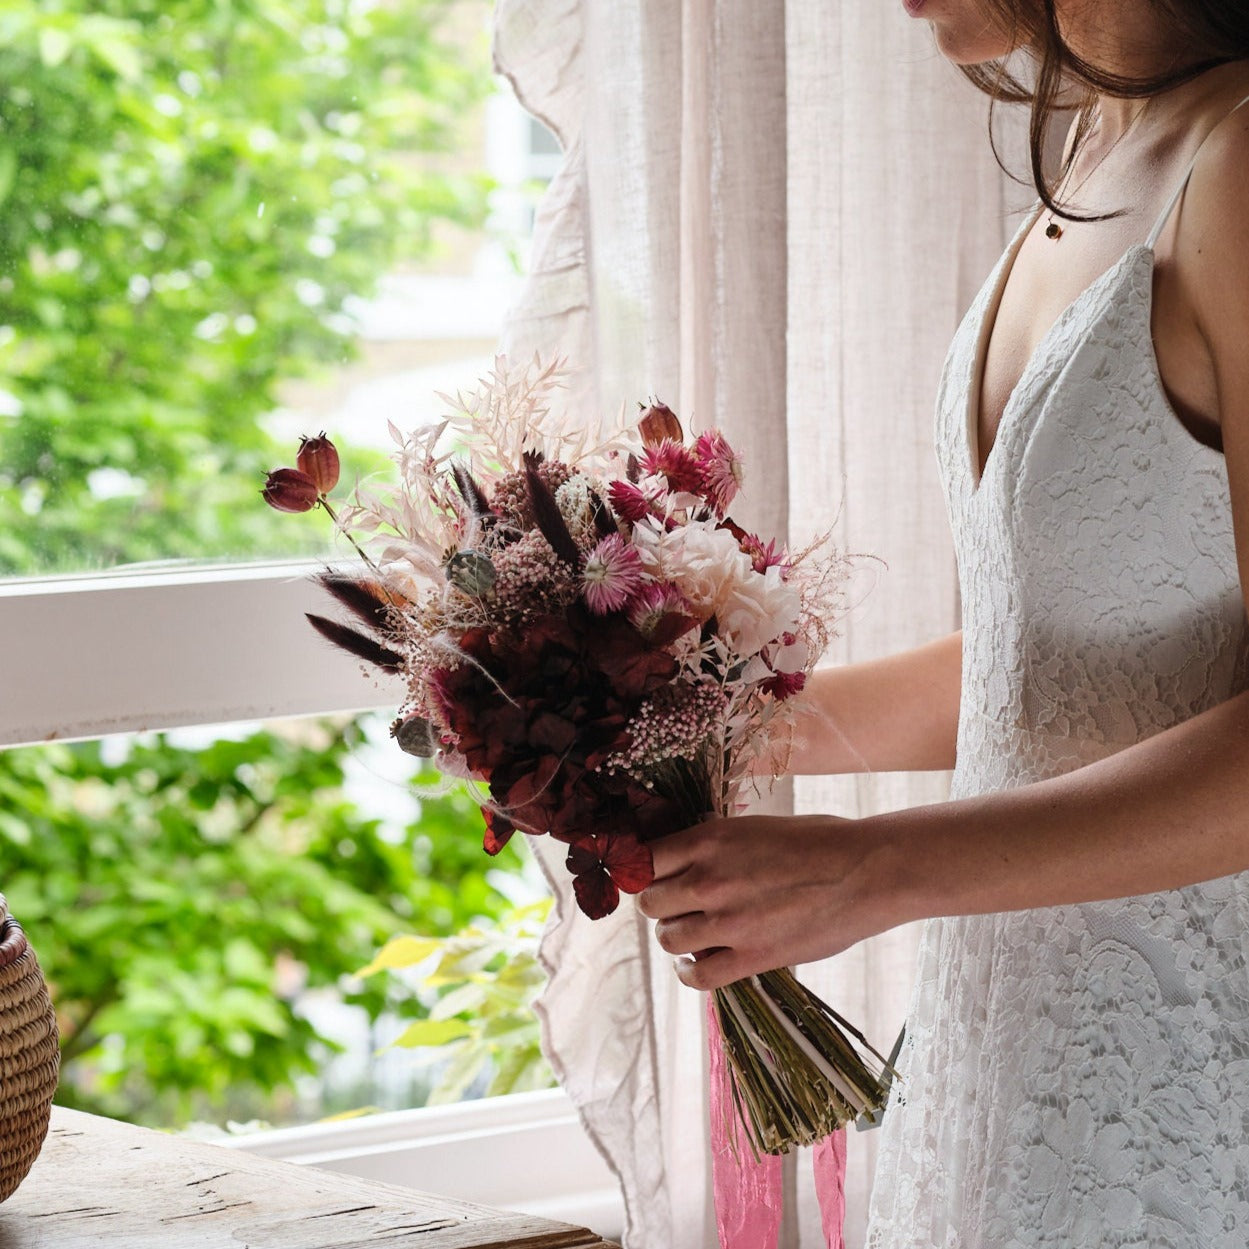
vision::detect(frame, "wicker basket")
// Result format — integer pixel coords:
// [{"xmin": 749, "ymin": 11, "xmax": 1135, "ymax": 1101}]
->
[{"xmin": 0, "ymin": 894, "xmax": 60, "ymax": 1203}]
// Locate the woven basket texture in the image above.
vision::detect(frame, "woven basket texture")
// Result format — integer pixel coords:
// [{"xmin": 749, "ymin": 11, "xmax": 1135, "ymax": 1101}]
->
[{"xmin": 0, "ymin": 894, "xmax": 60, "ymax": 1203}]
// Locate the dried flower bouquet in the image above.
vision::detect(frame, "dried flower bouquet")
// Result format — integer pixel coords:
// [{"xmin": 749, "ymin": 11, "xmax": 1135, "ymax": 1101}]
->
[{"xmin": 264, "ymin": 357, "xmax": 893, "ymax": 1155}]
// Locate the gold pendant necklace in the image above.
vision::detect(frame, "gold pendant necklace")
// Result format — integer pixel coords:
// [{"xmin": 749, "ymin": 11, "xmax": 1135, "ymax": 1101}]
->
[{"xmin": 1044, "ymin": 100, "xmax": 1150, "ymax": 241}]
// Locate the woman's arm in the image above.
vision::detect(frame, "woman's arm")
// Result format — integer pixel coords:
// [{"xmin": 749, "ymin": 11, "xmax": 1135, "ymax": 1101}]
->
[
  {"xmin": 640, "ymin": 111, "xmax": 1249, "ymax": 992},
  {"xmin": 640, "ymin": 685, "xmax": 1249, "ymax": 989},
  {"xmin": 786, "ymin": 630, "xmax": 962, "ymax": 775}
]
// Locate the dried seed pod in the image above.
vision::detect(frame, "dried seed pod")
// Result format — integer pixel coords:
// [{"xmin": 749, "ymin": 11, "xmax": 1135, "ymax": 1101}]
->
[
  {"xmin": 390, "ymin": 715, "xmax": 438, "ymax": 757},
  {"xmin": 262, "ymin": 467, "xmax": 319, "ymax": 513},
  {"xmin": 297, "ymin": 433, "xmax": 340, "ymax": 493},
  {"xmin": 445, "ymin": 549, "xmax": 497, "ymax": 596},
  {"xmin": 637, "ymin": 401, "xmax": 682, "ymax": 447}
]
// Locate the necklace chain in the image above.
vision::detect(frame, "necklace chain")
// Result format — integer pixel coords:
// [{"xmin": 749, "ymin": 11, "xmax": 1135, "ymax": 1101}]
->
[{"xmin": 1044, "ymin": 101, "xmax": 1151, "ymax": 241}]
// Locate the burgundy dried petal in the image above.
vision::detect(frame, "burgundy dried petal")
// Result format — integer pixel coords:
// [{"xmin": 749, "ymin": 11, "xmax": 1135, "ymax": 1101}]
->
[
  {"xmin": 262, "ymin": 467, "xmax": 319, "ymax": 513},
  {"xmin": 647, "ymin": 612, "xmax": 699, "ymax": 649},
  {"xmin": 572, "ymin": 867, "xmax": 620, "ymax": 919},
  {"xmin": 585, "ymin": 625, "xmax": 676, "ymax": 698},
  {"xmin": 296, "ymin": 434, "xmax": 340, "ymax": 493},
  {"xmin": 564, "ymin": 836, "xmax": 601, "ymax": 877},
  {"xmin": 528, "ymin": 711, "xmax": 578, "ymax": 755},
  {"xmin": 602, "ymin": 834, "xmax": 654, "ymax": 893},
  {"xmin": 638, "ymin": 401, "xmax": 683, "ymax": 446},
  {"xmin": 483, "ymin": 809, "xmax": 517, "ymax": 855},
  {"xmin": 505, "ymin": 755, "xmax": 563, "ymax": 819}
]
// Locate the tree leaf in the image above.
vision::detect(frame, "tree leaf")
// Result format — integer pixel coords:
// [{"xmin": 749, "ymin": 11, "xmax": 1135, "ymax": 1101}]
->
[
  {"xmin": 357, "ymin": 935, "xmax": 441, "ymax": 977},
  {"xmin": 392, "ymin": 1018, "xmax": 472, "ymax": 1049}
]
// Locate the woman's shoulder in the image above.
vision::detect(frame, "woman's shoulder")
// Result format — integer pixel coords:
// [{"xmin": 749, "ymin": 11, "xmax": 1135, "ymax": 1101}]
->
[
  {"xmin": 1174, "ymin": 75, "xmax": 1249, "ymax": 247},
  {"xmin": 1175, "ymin": 90, "xmax": 1249, "ymax": 331}
]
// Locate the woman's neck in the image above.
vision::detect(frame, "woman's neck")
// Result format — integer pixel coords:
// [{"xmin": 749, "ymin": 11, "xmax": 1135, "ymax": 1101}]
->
[{"xmin": 1056, "ymin": 0, "xmax": 1199, "ymax": 136}]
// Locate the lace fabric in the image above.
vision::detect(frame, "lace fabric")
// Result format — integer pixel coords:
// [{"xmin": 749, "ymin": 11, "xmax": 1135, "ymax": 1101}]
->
[{"xmin": 864, "ymin": 202, "xmax": 1249, "ymax": 1246}]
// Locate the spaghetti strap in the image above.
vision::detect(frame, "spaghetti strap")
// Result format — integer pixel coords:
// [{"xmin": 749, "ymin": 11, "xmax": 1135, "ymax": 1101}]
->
[{"xmin": 1146, "ymin": 90, "xmax": 1249, "ymax": 248}]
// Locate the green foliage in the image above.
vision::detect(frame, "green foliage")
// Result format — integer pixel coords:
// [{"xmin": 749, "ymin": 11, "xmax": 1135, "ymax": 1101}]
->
[
  {"xmin": 0, "ymin": 716, "xmax": 523, "ymax": 1126},
  {"xmin": 0, "ymin": 0, "xmax": 492, "ymax": 574},
  {"xmin": 360, "ymin": 899, "xmax": 554, "ymax": 1104}
]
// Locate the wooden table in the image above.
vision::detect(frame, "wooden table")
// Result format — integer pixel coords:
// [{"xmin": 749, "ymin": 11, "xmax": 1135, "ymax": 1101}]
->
[{"xmin": 0, "ymin": 1108, "xmax": 619, "ymax": 1249}]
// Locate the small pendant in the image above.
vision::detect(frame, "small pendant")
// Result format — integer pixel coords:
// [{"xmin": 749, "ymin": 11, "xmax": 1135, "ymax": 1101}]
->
[{"xmin": 1045, "ymin": 220, "xmax": 1063, "ymax": 240}]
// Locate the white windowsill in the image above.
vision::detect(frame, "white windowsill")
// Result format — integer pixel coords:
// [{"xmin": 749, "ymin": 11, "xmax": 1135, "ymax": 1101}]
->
[
  {"xmin": 0, "ymin": 562, "xmax": 404, "ymax": 748},
  {"xmin": 222, "ymin": 1088, "xmax": 625, "ymax": 1240}
]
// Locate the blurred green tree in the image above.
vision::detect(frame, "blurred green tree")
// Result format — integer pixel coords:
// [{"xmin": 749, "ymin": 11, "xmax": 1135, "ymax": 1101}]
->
[
  {"xmin": 0, "ymin": 719, "xmax": 525, "ymax": 1127},
  {"xmin": 0, "ymin": 0, "xmax": 491, "ymax": 573}
]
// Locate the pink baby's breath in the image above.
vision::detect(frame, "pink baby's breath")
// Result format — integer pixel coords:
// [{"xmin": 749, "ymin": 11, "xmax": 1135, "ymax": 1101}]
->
[
  {"xmin": 582, "ymin": 534, "xmax": 644, "ymax": 614},
  {"xmin": 605, "ymin": 682, "xmax": 728, "ymax": 773},
  {"xmin": 694, "ymin": 430, "xmax": 744, "ymax": 515}
]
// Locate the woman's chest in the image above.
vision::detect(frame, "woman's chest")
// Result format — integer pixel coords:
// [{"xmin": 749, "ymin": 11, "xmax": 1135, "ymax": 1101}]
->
[{"xmin": 977, "ymin": 205, "xmax": 1219, "ymax": 472}]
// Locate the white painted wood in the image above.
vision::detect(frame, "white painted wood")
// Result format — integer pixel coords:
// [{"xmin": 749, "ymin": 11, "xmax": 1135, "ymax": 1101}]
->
[
  {"xmin": 227, "ymin": 1089, "xmax": 625, "ymax": 1241},
  {"xmin": 0, "ymin": 564, "xmax": 404, "ymax": 748}
]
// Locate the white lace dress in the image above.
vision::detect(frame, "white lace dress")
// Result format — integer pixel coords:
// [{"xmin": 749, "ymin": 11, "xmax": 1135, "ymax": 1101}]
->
[{"xmin": 865, "ymin": 131, "xmax": 1249, "ymax": 1247}]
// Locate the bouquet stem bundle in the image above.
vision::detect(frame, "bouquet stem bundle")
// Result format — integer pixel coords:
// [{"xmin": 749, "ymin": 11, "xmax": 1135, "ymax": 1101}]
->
[{"xmin": 712, "ymin": 969, "xmax": 892, "ymax": 1156}]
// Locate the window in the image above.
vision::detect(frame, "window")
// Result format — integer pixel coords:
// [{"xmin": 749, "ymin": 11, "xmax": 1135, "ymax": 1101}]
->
[{"xmin": 1, "ymin": 0, "xmax": 617, "ymax": 1234}]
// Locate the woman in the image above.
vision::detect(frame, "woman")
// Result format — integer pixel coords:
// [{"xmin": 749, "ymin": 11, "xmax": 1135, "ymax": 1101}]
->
[{"xmin": 638, "ymin": 2, "xmax": 1249, "ymax": 1243}]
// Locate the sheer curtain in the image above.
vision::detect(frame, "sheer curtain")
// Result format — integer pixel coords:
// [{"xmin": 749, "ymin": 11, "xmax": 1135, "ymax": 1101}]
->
[{"xmin": 492, "ymin": 3, "xmax": 1024, "ymax": 1245}]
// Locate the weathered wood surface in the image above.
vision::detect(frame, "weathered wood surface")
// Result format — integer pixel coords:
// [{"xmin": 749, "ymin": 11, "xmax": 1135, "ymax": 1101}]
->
[{"xmin": 0, "ymin": 1108, "xmax": 618, "ymax": 1249}]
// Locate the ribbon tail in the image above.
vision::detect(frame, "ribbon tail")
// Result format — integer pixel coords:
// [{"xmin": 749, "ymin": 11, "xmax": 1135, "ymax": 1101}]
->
[
  {"xmin": 813, "ymin": 1128, "xmax": 848, "ymax": 1249},
  {"xmin": 707, "ymin": 994, "xmax": 784, "ymax": 1249}
]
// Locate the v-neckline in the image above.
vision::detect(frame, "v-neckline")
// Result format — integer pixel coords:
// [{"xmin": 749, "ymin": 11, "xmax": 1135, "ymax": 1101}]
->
[{"xmin": 965, "ymin": 202, "xmax": 1152, "ymax": 496}]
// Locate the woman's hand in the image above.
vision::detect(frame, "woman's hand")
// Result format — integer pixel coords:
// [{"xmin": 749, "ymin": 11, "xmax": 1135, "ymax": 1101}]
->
[
  {"xmin": 636, "ymin": 812, "xmax": 914, "ymax": 991},
  {"xmin": 638, "ymin": 685, "xmax": 1249, "ymax": 994}
]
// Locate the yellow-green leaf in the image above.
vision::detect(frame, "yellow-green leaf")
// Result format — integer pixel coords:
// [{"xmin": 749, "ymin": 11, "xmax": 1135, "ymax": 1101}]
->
[
  {"xmin": 357, "ymin": 935, "xmax": 441, "ymax": 977},
  {"xmin": 391, "ymin": 1018, "xmax": 472, "ymax": 1049}
]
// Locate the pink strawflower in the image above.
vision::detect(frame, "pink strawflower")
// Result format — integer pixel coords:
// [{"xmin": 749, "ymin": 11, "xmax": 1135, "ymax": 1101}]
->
[
  {"xmin": 627, "ymin": 582, "xmax": 690, "ymax": 637},
  {"xmin": 640, "ymin": 439, "xmax": 703, "ymax": 494},
  {"xmin": 761, "ymin": 669, "xmax": 806, "ymax": 700},
  {"xmin": 582, "ymin": 534, "xmax": 644, "ymax": 614},
  {"xmin": 694, "ymin": 430, "xmax": 744, "ymax": 515},
  {"xmin": 740, "ymin": 532, "xmax": 788, "ymax": 575},
  {"xmin": 608, "ymin": 479, "xmax": 658, "ymax": 524}
]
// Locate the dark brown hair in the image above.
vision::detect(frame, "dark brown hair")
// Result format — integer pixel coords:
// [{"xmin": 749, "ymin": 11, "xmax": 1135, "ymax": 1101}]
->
[{"xmin": 961, "ymin": 1, "xmax": 1249, "ymax": 222}]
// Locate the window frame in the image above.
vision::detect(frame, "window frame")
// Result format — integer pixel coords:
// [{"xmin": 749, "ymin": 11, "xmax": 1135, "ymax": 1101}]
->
[
  {"xmin": 1, "ymin": 563, "xmax": 618, "ymax": 1232},
  {"xmin": 0, "ymin": 563, "xmax": 401, "ymax": 748}
]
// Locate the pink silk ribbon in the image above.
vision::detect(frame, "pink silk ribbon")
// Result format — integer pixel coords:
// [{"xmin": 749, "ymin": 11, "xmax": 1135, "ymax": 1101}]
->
[
  {"xmin": 813, "ymin": 1128, "xmax": 847, "ymax": 1249},
  {"xmin": 706, "ymin": 995, "xmax": 847, "ymax": 1247}
]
